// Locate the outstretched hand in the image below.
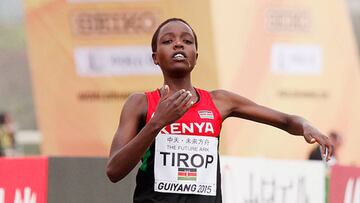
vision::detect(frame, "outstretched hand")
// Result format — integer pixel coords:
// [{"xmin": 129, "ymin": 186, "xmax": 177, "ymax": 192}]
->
[
  {"xmin": 303, "ymin": 124, "xmax": 334, "ymax": 161},
  {"xmin": 151, "ymin": 85, "xmax": 194, "ymax": 128}
]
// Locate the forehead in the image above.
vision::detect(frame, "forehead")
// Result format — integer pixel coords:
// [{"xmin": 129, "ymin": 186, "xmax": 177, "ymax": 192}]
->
[{"xmin": 158, "ymin": 21, "xmax": 194, "ymax": 38}]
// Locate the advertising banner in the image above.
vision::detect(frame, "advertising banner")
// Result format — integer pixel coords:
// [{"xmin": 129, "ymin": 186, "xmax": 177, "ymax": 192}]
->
[
  {"xmin": 211, "ymin": 0, "xmax": 360, "ymax": 165},
  {"xmin": 25, "ymin": 0, "xmax": 360, "ymax": 164},
  {"xmin": 0, "ymin": 157, "xmax": 48, "ymax": 203},
  {"xmin": 329, "ymin": 165, "xmax": 360, "ymax": 203},
  {"xmin": 24, "ymin": 0, "xmax": 218, "ymax": 155},
  {"xmin": 220, "ymin": 156, "xmax": 326, "ymax": 203}
]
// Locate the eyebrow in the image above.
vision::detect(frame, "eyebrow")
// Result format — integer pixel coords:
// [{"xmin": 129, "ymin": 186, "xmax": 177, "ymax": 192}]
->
[{"xmin": 159, "ymin": 32, "xmax": 194, "ymax": 39}]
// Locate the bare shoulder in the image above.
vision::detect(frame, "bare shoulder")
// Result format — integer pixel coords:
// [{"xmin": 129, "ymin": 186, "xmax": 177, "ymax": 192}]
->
[
  {"xmin": 209, "ymin": 89, "xmax": 257, "ymax": 120},
  {"xmin": 209, "ymin": 89, "xmax": 232, "ymax": 100},
  {"xmin": 210, "ymin": 89, "xmax": 254, "ymax": 105},
  {"xmin": 121, "ymin": 92, "xmax": 147, "ymax": 118},
  {"xmin": 209, "ymin": 89, "xmax": 234, "ymax": 120},
  {"xmin": 110, "ymin": 92, "xmax": 147, "ymax": 157},
  {"xmin": 126, "ymin": 92, "xmax": 147, "ymax": 105}
]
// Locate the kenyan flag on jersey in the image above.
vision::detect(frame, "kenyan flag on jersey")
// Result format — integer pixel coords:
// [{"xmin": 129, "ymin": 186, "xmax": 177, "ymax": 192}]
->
[{"xmin": 178, "ymin": 168, "xmax": 197, "ymax": 181}]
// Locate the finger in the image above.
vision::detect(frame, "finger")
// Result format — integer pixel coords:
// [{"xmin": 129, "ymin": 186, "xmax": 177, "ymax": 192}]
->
[
  {"xmin": 321, "ymin": 137, "xmax": 331, "ymax": 161},
  {"xmin": 326, "ymin": 141, "xmax": 334, "ymax": 161},
  {"xmin": 176, "ymin": 91, "xmax": 192, "ymax": 107},
  {"xmin": 325, "ymin": 146, "xmax": 330, "ymax": 161},
  {"xmin": 304, "ymin": 134, "xmax": 316, "ymax": 144},
  {"xmin": 328, "ymin": 144, "xmax": 334, "ymax": 160},
  {"xmin": 320, "ymin": 144, "xmax": 326, "ymax": 160},
  {"xmin": 179, "ymin": 99, "xmax": 194, "ymax": 115},
  {"xmin": 309, "ymin": 138, "xmax": 316, "ymax": 144},
  {"xmin": 160, "ymin": 85, "xmax": 170, "ymax": 101},
  {"xmin": 174, "ymin": 90, "xmax": 190, "ymax": 105},
  {"xmin": 168, "ymin": 89, "xmax": 186, "ymax": 101},
  {"xmin": 303, "ymin": 133, "xmax": 311, "ymax": 143}
]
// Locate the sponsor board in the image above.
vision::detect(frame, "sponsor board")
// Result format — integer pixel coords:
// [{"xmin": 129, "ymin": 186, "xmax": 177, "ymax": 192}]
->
[
  {"xmin": 330, "ymin": 165, "xmax": 360, "ymax": 203},
  {"xmin": 221, "ymin": 157, "xmax": 325, "ymax": 203},
  {"xmin": 70, "ymin": 9, "xmax": 160, "ymax": 36},
  {"xmin": 25, "ymin": 0, "xmax": 218, "ymax": 156},
  {"xmin": 74, "ymin": 46, "xmax": 160, "ymax": 76},
  {"xmin": 213, "ymin": 1, "xmax": 360, "ymax": 164},
  {"xmin": 265, "ymin": 7, "xmax": 311, "ymax": 33},
  {"xmin": 68, "ymin": 0, "xmax": 157, "ymax": 4},
  {"xmin": 0, "ymin": 157, "xmax": 48, "ymax": 203},
  {"xmin": 271, "ymin": 43, "xmax": 323, "ymax": 75}
]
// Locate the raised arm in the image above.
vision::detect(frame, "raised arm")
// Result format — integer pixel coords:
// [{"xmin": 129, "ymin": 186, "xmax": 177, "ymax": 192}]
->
[
  {"xmin": 210, "ymin": 89, "xmax": 333, "ymax": 160},
  {"xmin": 106, "ymin": 86, "xmax": 193, "ymax": 182}
]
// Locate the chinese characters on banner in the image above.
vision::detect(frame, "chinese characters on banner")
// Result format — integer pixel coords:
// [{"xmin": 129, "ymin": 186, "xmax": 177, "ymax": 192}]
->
[{"xmin": 220, "ymin": 157, "xmax": 325, "ymax": 203}]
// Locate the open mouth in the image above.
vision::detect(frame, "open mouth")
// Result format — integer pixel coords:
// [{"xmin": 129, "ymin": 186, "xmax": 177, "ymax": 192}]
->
[{"xmin": 172, "ymin": 52, "xmax": 186, "ymax": 61}]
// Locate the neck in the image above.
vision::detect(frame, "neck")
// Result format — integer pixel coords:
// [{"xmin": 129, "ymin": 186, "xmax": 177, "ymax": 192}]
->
[
  {"xmin": 161, "ymin": 73, "xmax": 198, "ymax": 104},
  {"xmin": 163, "ymin": 75, "xmax": 193, "ymax": 92}
]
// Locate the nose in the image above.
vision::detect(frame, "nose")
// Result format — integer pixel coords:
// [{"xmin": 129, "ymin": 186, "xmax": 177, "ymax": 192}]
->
[{"xmin": 173, "ymin": 40, "xmax": 184, "ymax": 50}]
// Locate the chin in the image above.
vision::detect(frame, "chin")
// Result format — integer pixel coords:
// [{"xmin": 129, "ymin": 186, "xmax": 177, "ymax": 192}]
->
[{"xmin": 167, "ymin": 66, "xmax": 193, "ymax": 77}]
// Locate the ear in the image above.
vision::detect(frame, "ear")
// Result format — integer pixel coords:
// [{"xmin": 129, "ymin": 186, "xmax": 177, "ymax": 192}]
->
[
  {"xmin": 152, "ymin": 52, "xmax": 159, "ymax": 65},
  {"xmin": 194, "ymin": 52, "xmax": 198, "ymax": 66}
]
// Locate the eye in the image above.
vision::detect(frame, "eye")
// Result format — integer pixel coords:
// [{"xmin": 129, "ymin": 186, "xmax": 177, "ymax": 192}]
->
[
  {"xmin": 162, "ymin": 40, "xmax": 172, "ymax": 44},
  {"xmin": 184, "ymin": 39, "xmax": 193, "ymax": 44}
]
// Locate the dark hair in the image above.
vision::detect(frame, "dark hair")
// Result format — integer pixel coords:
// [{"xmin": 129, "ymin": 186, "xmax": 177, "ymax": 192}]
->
[{"xmin": 151, "ymin": 18, "xmax": 198, "ymax": 52}]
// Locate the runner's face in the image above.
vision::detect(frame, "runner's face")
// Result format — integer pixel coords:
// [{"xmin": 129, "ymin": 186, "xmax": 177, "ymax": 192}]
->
[{"xmin": 153, "ymin": 21, "xmax": 198, "ymax": 76}]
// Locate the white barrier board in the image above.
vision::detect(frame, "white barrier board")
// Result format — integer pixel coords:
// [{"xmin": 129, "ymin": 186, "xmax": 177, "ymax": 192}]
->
[{"xmin": 220, "ymin": 156, "xmax": 325, "ymax": 203}]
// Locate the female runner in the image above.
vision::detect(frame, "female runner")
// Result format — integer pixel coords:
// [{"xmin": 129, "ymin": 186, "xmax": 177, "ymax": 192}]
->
[{"xmin": 106, "ymin": 18, "xmax": 333, "ymax": 203}]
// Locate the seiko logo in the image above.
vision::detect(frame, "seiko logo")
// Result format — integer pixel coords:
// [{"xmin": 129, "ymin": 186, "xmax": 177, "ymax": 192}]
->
[
  {"xmin": 71, "ymin": 9, "xmax": 160, "ymax": 36},
  {"xmin": 265, "ymin": 8, "xmax": 311, "ymax": 33}
]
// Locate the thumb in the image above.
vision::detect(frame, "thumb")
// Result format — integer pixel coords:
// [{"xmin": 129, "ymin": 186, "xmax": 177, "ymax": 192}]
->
[
  {"xmin": 304, "ymin": 134, "xmax": 316, "ymax": 144},
  {"xmin": 160, "ymin": 85, "xmax": 170, "ymax": 101}
]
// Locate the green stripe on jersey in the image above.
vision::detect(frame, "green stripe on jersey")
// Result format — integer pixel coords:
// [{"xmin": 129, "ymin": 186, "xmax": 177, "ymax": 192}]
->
[{"xmin": 139, "ymin": 148, "xmax": 151, "ymax": 172}]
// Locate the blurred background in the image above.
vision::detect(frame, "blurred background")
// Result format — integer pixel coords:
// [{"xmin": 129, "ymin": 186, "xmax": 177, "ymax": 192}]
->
[
  {"xmin": 1, "ymin": 0, "xmax": 360, "ymax": 202},
  {"xmin": 1, "ymin": 0, "xmax": 359, "ymax": 163}
]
